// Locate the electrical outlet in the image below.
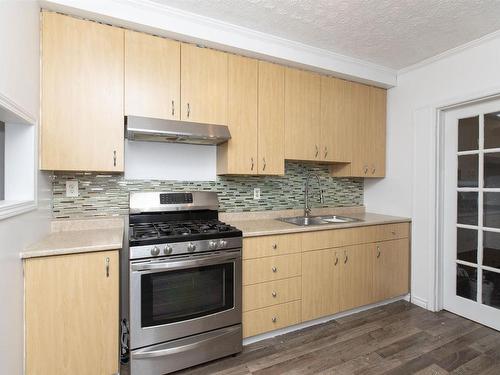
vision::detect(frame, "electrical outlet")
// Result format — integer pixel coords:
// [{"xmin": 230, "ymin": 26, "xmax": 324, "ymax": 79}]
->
[
  {"xmin": 66, "ymin": 180, "xmax": 79, "ymax": 197},
  {"xmin": 253, "ymin": 188, "xmax": 261, "ymax": 200}
]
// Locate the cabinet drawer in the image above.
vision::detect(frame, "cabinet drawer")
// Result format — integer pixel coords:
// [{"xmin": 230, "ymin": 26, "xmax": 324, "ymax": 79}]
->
[
  {"xmin": 302, "ymin": 222, "xmax": 410, "ymax": 251},
  {"xmin": 372, "ymin": 223, "xmax": 410, "ymax": 242},
  {"xmin": 243, "ymin": 254, "xmax": 301, "ymax": 285},
  {"xmin": 243, "ymin": 233, "xmax": 302, "ymax": 259},
  {"xmin": 243, "ymin": 277, "xmax": 301, "ymax": 312},
  {"xmin": 243, "ymin": 300, "xmax": 301, "ymax": 338}
]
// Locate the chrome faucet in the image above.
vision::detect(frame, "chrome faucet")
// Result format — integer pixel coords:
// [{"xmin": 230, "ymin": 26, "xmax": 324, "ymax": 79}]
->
[{"xmin": 304, "ymin": 173, "xmax": 324, "ymax": 217}]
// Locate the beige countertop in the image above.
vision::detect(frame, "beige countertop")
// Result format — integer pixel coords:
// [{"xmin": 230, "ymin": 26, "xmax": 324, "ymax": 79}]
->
[
  {"xmin": 21, "ymin": 218, "xmax": 124, "ymax": 259},
  {"xmin": 221, "ymin": 208, "xmax": 410, "ymax": 237}
]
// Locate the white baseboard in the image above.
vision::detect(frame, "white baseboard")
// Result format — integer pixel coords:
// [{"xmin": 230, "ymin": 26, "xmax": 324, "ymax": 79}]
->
[
  {"xmin": 243, "ymin": 294, "xmax": 410, "ymax": 346},
  {"xmin": 410, "ymin": 295, "xmax": 428, "ymax": 309}
]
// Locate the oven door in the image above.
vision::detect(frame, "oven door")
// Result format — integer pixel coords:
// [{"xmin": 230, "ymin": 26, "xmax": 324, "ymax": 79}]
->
[{"xmin": 129, "ymin": 249, "xmax": 242, "ymax": 349}]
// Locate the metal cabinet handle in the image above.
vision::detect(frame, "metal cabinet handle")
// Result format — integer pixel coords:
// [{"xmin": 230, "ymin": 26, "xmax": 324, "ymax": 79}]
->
[
  {"xmin": 272, "ymin": 316, "xmax": 277, "ymax": 323},
  {"xmin": 272, "ymin": 243, "xmax": 277, "ymax": 250},
  {"xmin": 363, "ymin": 165, "xmax": 368, "ymax": 174},
  {"xmin": 113, "ymin": 151, "xmax": 117, "ymax": 167},
  {"xmin": 105, "ymin": 257, "xmax": 110, "ymax": 278},
  {"xmin": 262, "ymin": 158, "xmax": 267, "ymax": 171},
  {"xmin": 324, "ymin": 146, "xmax": 328, "ymax": 159},
  {"xmin": 171, "ymin": 100, "xmax": 175, "ymax": 116},
  {"xmin": 371, "ymin": 165, "xmax": 376, "ymax": 175},
  {"xmin": 344, "ymin": 251, "xmax": 348, "ymax": 264},
  {"xmin": 315, "ymin": 145, "xmax": 319, "ymax": 158},
  {"xmin": 187, "ymin": 103, "xmax": 190, "ymax": 118},
  {"xmin": 272, "ymin": 291, "xmax": 277, "ymax": 298},
  {"xmin": 272, "ymin": 266, "xmax": 277, "ymax": 273},
  {"xmin": 334, "ymin": 255, "xmax": 339, "ymax": 266},
  {"xmin": 251, "ymin": 157, "xmax": 254, "ymax": 171},
  {"xmin": 376, "ymin": 245, "xmax": 381, "ymax": 258}
]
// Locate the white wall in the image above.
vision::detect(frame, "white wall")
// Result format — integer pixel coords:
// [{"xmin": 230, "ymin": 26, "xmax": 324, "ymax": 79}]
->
[
  {"xmin": 0, "ymin": 2, "xmax": 51, "ymax": 375},
  {"xmin": 125, "ymin": 140, "xmax": 216, "ymax": 181},
  {"xmin": 364, "ymin": 33, "xmax": 500, "ymax": 309}
]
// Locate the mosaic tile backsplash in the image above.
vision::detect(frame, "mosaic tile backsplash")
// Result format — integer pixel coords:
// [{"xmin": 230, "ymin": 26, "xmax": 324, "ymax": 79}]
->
[{"xmin": 52, "ymin": 162, "xmax": 363, "ymax": 218}]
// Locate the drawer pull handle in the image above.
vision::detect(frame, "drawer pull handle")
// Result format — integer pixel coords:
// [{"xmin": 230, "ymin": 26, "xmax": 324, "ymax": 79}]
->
[
  {"xmin": 272, "ymin": 243, "xmax": 277, "ymax": 250},
  {"xmin": 272, "ymin": 316, "xmax": 277, "ymax": 323},
  {"xmin": 272, "ymin": 266, "xmax": 277, "ymax": 273},
  {"xmin": 377, "ymin": 245, "xmax": 381, "ymax": 258},
  {"xmin": 334, "ymin": 256, "xmax": 339, "ymax": 266},
  {"xmin": 272, "ymin": 291, "xmax": 277, "ymax": 298},
  {"xmin": 344, "ymin": 251, "xmax": 348, "ymax": 264},
  {"xmin": 391, "ymin": 231, "xmax": 396, "ymax": 235}
]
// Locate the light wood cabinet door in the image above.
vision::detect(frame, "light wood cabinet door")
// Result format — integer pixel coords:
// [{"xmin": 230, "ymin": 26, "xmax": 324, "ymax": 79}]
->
[
  {"xmin": 368, "ymin": 86, "xmax": 387, "ymax": 177},
  {"xmin": 301, "ymin": 248, "xmax": 341, "ymax": 321},
  {"xmin": 217, "ymin": 54, "xmax": 258, "ymax": 174},
  {"xmin": 25, "ymin": 251, "xmax": 119, "ymax": 375},
  {"xmin": 125, "ymin": 30, "xmax": 180, "ymax": 120},
  {"xmin": 258, "ymin": 61, "xmax": 285, "ymax": 175},
  {"xmin": 41, "ymin": 12, "xmax": 124, "ymax": 172},
  {"xmin": 284, "ymin": 68, "xmax": 321, "ymax": 161},
  {"xmin": 339, "ymin": 244, "xmax": 374, "ymax": 311},
  {"xmin": 372, "ymin": 239, "xmax": 410, "ymax": 302},
  {"xmin": 347, "ymin": 82, "xmax": 371, "ymax": 176},
  {"xmin": 181, "ymin": 43, "xmax": 227, "ymax": 125},
  {"xmin": 320, "ymin": 76, "xmax": 351, "ymax": 162}
]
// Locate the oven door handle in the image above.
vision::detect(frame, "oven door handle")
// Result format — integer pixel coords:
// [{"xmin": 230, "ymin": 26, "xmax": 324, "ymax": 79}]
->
[
  {"xmin": 131, "ymin": 251, "xmax": 241, "ymax": 272},
  {"xmin": 131, "ymin": 325, "xmax": 240, "ymax": 359}
]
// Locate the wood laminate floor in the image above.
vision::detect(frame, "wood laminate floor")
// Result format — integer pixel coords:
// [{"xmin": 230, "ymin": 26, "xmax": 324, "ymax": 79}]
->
[{"xmin": 176, "ymin": 301, "xmax": 500, "ymax": 375}]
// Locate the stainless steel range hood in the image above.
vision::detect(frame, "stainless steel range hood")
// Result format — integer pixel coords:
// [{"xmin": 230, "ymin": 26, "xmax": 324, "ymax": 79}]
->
[{"xmin": 125, "ymin": 116, "xmax": 231, "ymax": 145}]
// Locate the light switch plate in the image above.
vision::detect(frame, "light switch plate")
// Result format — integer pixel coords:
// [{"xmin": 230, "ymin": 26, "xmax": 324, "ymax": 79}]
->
[
  {"xmin": 253, "ymin": 188, "xmax": 261, "ymax": 200},
  {"xmin": 66, "ymin": 180, "xmax": 78, "ymax": 197}
]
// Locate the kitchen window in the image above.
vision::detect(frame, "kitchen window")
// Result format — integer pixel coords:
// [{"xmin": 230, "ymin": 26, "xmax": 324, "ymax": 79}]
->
[{"xmin": 0, "ymin": 100, "xmax": 37, "ymax": 220}]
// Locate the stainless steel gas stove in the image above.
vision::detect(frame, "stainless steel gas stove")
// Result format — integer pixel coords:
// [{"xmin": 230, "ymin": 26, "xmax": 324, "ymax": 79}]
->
[{"xmin": 121, "ymin": 192, "xmax": 242, "ymax": 375}]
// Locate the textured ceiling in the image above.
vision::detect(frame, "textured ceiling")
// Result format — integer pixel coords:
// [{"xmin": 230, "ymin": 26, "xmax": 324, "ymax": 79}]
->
[{"xmin": 151, "ymin": 0, "xmax": 500, "ymax": 69}]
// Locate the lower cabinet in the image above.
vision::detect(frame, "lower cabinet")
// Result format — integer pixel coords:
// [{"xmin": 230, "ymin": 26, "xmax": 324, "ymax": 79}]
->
[
  {"xmin": 301, "ymin": 248, "xmax": 340, "ymax": 321},
  {"xmin": 372, "ymin": 238, "xmax": 410, "ymax": 302},
  {"xmin": 243, "ymin": 301, "xmax": 301, "ymax": 338},
  {"xmin": 243, "ymin": 224, "xmax": 410, "ymax": 338},
  {"xmin": 24, "ymin": 250, "xmax": 119, "ymax": 375}
]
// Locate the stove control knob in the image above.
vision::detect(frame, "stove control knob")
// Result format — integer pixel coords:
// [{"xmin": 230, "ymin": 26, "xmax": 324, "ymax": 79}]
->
[
  {"xmin": 150, "ymin": 246, "xmax": 160, "ymax": 256},
  {"xmin": 187, "ymin": 243, "xmax": 196, "ymax": 252},
  {"xmin": 219, "ymin": 239, "xmax": 228, "ymax": 248},
  {"xmin": 164, "ymin": 245, "xmax": 173, "ymax": 255},
  {"xmin": 209, "ymin": 240, "xmax": 218, "ymax": 250}
]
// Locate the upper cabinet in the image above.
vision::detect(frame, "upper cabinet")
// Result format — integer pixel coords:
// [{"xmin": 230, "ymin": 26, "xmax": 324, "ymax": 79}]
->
[
  {"xmin": 284, "ymin": 68, "xmax": 321, "ymax": 161},
  {"xmin": 330, "ymin": 83, "xmax": 387, "ymax": 177},
  {"xmin": 41, "ymin": 12, "xmax": 124, "ymax": 172},
  {"xmin": 41, "ymin": 12, "xmax": 386, "ymax": 176},
  {"xmin": 320, "ymin": 77, "xmax": 352, "ymax": 163},
  {"xmin": 125, "ymin": 30, "xmax": 180, "ymax": 120},
  {"xmin": 257, "ymin": 61, "xmax": 285, "ymax": 175},
  {"xmin": 181, "ymin": 43, "xmax": 228, "ymax": 125},
  {"xmin": 217, "ymin": 58, "xmax": 284, "ymax": 175},
  {"xmin": 217, "ymin": 54, "xmax": 259, "ymax": 175}
]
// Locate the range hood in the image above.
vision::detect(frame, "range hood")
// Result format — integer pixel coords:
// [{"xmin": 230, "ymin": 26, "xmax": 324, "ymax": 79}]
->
[{"xmin": 125, "ymin": 116, "xmax": 231, "ymax": 145}]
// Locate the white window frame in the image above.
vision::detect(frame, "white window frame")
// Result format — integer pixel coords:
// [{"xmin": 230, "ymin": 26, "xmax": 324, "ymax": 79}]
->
[{"xmin": 0, "ymin": 92, "xmax": 37, "ymax": 220}]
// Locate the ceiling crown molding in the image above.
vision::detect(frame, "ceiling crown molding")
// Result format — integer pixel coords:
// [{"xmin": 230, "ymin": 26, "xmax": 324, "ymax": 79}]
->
[
  {"xmin": 40, "ymin": 0, "xmax": 397, "ymax": 87},
  {"xmin": 398, "ymin": 28, "xmax": 500, "ymax": 76}
]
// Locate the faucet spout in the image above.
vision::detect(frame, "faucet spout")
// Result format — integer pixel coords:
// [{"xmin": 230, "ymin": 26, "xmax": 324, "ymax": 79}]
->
[{"xmin": 304, "ymin": 173, "xmax": 324, "ymax": 217}]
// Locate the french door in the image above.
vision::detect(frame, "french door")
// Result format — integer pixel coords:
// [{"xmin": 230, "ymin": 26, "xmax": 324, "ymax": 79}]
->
[{"xmin": 443, "ymin": 99, "xmax": 500, "ymax": 330}]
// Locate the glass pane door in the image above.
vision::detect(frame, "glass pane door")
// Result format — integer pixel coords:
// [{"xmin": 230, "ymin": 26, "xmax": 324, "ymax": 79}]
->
[
  {"xmin": 141, "ymin": 262, "xmax": 234, "ymax": 327},
  {"xmin": 443, "ymin": 101, "xmax": 500, "ymax": 330}
]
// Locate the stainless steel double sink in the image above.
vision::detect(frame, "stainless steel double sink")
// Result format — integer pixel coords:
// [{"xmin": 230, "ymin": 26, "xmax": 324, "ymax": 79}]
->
[{"xmin": 277, "ymin": 215, "xmax": 362, "ymax": 227}]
